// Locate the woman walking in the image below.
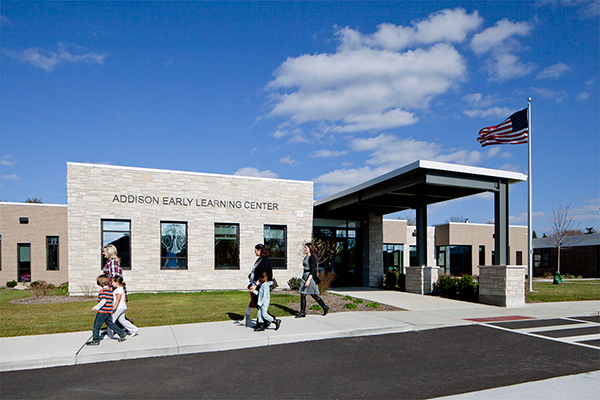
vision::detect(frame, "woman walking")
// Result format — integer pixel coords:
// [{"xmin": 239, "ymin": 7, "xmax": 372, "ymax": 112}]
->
[
  {"xmin": 102, "ymin": 244, "xmax": 123, "ymax": 283},
  {"xmin": 296, "ymin": 243, "xmax": 329, "ymax": 318},
  {"xmin": 243, "ymin": 244, "xmax": 273, "ymax": 327}
]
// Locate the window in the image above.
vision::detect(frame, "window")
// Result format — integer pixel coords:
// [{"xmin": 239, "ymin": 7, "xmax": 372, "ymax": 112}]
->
[
  {"xmin": 409, "ymin": 245, "xmax": 418, "ymax": 267},
  {"xmin": 264, "ymin": 225, "xmax": 286, "ymax": 269},
  {"xmin": 516, "ymin": 251, "xmax": 523, "ymax": 266},
  {"xmin": 161, "ymin": 222, "xmax": 188, "ymax": 269},
  {"xmin": 18, "ymin": 243, "xmax": 31, "ymax": 282},
  {"xmin": 215, "ymin": 223, "xmax": 239, "ymax": 269},
  {"xmin": 102, "ymin": 220, "xmax": 131, "ymax": 270},
  {"xmin": 383, "ymin": 244, "xmax": 403, "ymax": 272},
  {"xmin": 47, "ymin": 236, "xmax": 59, "ymax": 270},
  {"xmin": 479, "ymin": 245, "xmax": 485, "ymax": 266}
]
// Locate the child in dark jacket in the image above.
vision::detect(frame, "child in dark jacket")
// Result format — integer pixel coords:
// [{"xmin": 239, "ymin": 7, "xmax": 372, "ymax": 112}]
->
[{"xmin": 86, "ymin": 275, "xmax": 127, "ymax": 346}]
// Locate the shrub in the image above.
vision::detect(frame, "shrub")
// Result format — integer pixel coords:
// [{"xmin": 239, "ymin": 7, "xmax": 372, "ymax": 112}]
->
[
  {"xmin": 6, "ymin": 280, "xmax": 17, "ymax": 288},
  {"xmin": 384, "ymin": 271, "xmax": 397, "ymax": 290},
  {"xmin": 343, "ymin": 303, "xmax": 358, "ymax": 309},
  {"xmin": 310, "ymin": 304, "xmax": 322, "ymax": 311},
  {"xmin": 457, "ymin": 275, "xmax": 479, "ymax": 302},
  {"xmin": 287, "ymin": 277, "xmax": 302, "ymax": 291},
  {"xmin": 270, "ymin": 278, "xmax": 279, "ymax": 291},
  {"xmin": 343, "ymin": 295, "xmax": 353, "ymax": 301},
  {"xmin": 437, "ymin": 275, "xmax": 458, "ymax": 297},
  {"xmin": 317, "ymin": 272, "xmax": 336, "ymax": 294},
  {"xmin": 397, "ymin": 273, "xmax": 406, "ymax": 292},
  {"xmin": 30, "ymin": 280, "xmax": 55, "ymax": 297},
  {"xmin": 353, "ymin": 298, "xmax": 364, "ymax": 304},
  {"xmin": 366, "ymin": 302, "xmax": 380, "ymax": 308},
  {"xmin": 58, "ymin": 282, "xmax": 69, "ymax": 290}
]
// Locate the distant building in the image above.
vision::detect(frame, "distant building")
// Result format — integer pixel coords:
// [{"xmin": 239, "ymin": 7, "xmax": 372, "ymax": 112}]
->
[
  {"xmin": 0, "ymin": 203, "xmax": 68, "ymax": 285},
  {"xmin": 534, "ymin": 233, "xmax": 600, "ymax": 278}
]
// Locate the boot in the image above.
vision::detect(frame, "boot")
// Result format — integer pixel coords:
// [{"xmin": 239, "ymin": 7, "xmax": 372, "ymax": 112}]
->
[
  {"xmin": 295, "ymin": 295, "xmax": 306, "ymax": 318},
  {"xmin": 315, "ymin": 296, "xmax": 329, "ymax": 316},
  {"xmin": 274, "ymin": 319, "xmax": 281, "ymax": 331},
  {"xmin": 254, "ymin": 322, "xmax": 265, "ymax": 331}
]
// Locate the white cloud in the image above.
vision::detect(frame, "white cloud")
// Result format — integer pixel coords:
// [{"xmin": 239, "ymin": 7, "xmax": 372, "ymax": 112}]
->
[
  {"xmin": 529, "ymin": 86, "xmax": 568, "ymax": 103},
  {"xmin": 314, "ymin": 166, "xmax": 390, "ymax": 197},
  {"xmin": 1, "ymin": 155, "xmax": 17, "ymax": 166},
  {"xmin": 463, "ymin": 106, "xmax": 513, "ymax": 118},
  {"xmin": 510, "ymin": 211, "xmax": 545, "ymax": 224},
  {"xmin": 233, "ymin": 167, "xmax": 279, "ymax": 179},
  {"xmin": 360, "ymin": 8, "xmax": 482, "ymax": 51},
  {"xmin": 470, "ymin": 19, "xmax": 535, "ymax": 82},
  {"xmin": 309, "ymin": 150, "xmax": 349, "ymax": 158},
  {"xmin": 485, "ymin": 53, "xmax": 536, "ymax": 82},
  {"xmin": 4, "ymin": 43, "xmax": 107, "ymax": 72},
  {"xmin": 470, "ymin": 19, "xmax": 533, "ymax": 54},
  {"xmin": 2, "ymin": 174, "xmax": 19, "ymax": 181},
  {"xmin": 266, "ymin": 10, "xmax": 473, "ymax": 134},
  {"xmin": 577, "ymin": 92, "xmax": 591, "ymax": 101},
  {"xmin": 536, "ymin": 63, "xmax": 569, "ymax": 80},
  {"xmin": 535, "ymin": 0, "xmax": 600, "ymax": 20},
  {"xmin": 279, "ymin": 156, "xmax": 297, "ymax": 165}
]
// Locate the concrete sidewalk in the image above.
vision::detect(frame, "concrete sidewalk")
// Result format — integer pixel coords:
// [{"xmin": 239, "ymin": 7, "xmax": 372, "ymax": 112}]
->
[{"xmin": 1, "ymin": 289, "xmax": 598, "ymax": 376}]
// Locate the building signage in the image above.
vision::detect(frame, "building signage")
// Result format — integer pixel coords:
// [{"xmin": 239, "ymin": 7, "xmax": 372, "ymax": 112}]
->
[{"xmin": 112, "ymin": 194, "xmax": 279, "ymax": 211}]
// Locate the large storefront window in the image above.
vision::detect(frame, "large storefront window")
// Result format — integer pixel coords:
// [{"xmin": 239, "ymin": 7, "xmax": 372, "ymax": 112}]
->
[
  {"xmin": 161, "ymin": 222, "xmax": 188, "ymax": 269},
  {"xmin": 215, "ymin": 223, "xmax": 239, "ymax": 269},
  {"xmin": 102, "ymin": 219, "xmax": 131, "ymax": 270},
  {"xmin": 264, "ymin": 225, "xmax": 286, "ymax": 269},
  {"xmin": 436, "ymin": 245, "xmax": 472, "ymax": 276},
  {"xmin": 47, "ymin": 236, "xmax": 59, "ymax": 270},
  {"xmin": 383, "ymin": 244, "xmax": 403, "ymax": 273}
]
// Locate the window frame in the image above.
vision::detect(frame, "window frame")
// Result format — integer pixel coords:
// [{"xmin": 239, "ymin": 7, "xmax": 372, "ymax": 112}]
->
[
  {"xmin": 214, "ymin": 223, "xmax": 240, "ymax": 270},
  {"xmin": 101, "ymin": 219, "xmax": 132, "ymax": 270},
  {"xmin": 160, "ymin": 221, "xmax": 188, "ymax": 270},
  {"xmin": 46, "ymin": 236, "xmax": 59, "ymax": 271},
  {"xmin": 264, "ymin": 225, "xmax": 287, "ymax": 270}
]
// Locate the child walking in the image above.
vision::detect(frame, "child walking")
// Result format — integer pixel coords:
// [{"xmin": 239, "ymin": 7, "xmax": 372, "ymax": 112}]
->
[
  {"xmin": 86, "ymin": 275, "xmax": 127, "ymax": 346},
  {"xmin": 253, "ymin": 272, "xmax": 281, "ymax": 332},
  {"xmin": 106, "ymin": 276, "xmax": 139, "ymax": 338}
]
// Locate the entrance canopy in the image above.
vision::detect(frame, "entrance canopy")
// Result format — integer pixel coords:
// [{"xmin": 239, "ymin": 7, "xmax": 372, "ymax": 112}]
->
[
  {"xmin": 314, "ymin": 160, "xmax": 526, "ymax": 219},
  {"xmin": 314, "ymin": 161, "xmax": 527, "ymax": 282}
]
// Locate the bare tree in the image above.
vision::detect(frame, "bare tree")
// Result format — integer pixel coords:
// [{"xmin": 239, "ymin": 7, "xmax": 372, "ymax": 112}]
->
[
  {"xmin": 546, "ymin": 201, "xmax": 582, "ymax": 274},
  {"xmin": 24, "ymin": 197, "xmax": 43, "ymax": 203}
]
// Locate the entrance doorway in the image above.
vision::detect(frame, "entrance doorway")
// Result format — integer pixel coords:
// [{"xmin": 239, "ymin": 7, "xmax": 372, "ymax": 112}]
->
[
  {"xmin": 18, "ymin": 243, "xmax": 31, "ymax": 282},
  {"xmin": 314, "ymin": 227, "xmax": 362, "ymax": 287}
]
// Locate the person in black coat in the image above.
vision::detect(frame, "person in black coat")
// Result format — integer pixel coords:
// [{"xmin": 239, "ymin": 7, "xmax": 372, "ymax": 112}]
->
[
  {"xmin": 296, "ymin": 243, "xmax": 329, "ymax": 318},
  {"xmin": 243, "ymin": 244, "xmax": 274, "ymax": 327}
]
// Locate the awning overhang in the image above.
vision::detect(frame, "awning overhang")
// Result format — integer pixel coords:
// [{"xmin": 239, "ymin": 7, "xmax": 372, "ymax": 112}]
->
[{"xmin": 313, "ymin": 160, "xmax": 527, "ymax": 219}]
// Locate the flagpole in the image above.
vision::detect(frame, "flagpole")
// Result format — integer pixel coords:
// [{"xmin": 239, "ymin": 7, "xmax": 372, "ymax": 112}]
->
[{"xmin": 527, "ymin": 98, "xmax": 534, "ymax": 292}]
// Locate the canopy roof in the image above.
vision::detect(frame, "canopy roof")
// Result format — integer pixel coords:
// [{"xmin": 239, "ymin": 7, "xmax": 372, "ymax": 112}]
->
[{"xmin": 313, "ymin": 160, "xmax": 527, "ymax": 219}]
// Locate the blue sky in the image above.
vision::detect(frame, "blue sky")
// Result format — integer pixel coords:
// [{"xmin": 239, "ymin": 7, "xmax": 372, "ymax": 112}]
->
[{"xmin": 1, "ymin": 1, "xmax": 598, "ymax": 234}]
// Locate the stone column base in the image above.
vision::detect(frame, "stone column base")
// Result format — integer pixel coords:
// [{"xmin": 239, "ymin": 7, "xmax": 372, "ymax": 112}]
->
[
  {"xmin": 479, "ymin": 265, "xmax": 526, "ymax": 308},
  {"xmin": 406, "ymin": 266, "xmax": 439, "ymax": 295}
]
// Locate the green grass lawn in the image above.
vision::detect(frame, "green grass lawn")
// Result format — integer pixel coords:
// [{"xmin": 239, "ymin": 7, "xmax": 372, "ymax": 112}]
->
[
  {"xmin": 526, "ymin": 280, "xmax": 600, "ymax": 303},
  {"xmin": 0, "ymin": 289, "xmax": 299, "ymax": 338}
]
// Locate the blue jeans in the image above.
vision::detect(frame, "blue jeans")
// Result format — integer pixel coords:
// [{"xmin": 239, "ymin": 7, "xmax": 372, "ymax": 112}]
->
[{"xmin": 92, "ymin": 312, "xmax": 125, "ymax": 342}]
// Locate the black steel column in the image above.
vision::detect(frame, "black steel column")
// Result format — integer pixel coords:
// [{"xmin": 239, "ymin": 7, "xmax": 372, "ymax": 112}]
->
[
  {"xmin": 494, "ymin": 179, "xmax": 510, "ymax": 265},
  {"xmin": 416, "ymin": 205, "xmax": 427, "ymax": 266}
]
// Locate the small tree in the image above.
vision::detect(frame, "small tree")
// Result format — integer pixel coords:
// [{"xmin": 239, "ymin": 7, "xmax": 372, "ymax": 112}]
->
[
  {"xmin": 310, "ymin": 238, "xmax": 337, "ymax": 293},
  {"xmin": 546, "ymin": 201, "xmax": 582, "ymax": 275},
  {"xmin": 24, "ymin": 197, "xmax": 43, "ymax": 203}
]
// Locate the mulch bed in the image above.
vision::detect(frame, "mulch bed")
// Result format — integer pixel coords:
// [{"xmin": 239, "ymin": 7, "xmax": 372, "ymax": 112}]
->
[{"xmin": 284, "ymin": 291, "xmax": 405, "ymax": 314}]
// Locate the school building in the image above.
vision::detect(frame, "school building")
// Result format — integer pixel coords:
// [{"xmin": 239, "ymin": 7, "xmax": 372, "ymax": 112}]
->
[{"xmin": 5, "ymin": 160, "xmax": 569, "ymax": 304}]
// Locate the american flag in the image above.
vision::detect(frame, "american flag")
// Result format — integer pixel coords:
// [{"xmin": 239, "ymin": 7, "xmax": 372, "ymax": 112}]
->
[{"xmin": 477, "ymin": 108, "xmax": 528, "ymax": 147}]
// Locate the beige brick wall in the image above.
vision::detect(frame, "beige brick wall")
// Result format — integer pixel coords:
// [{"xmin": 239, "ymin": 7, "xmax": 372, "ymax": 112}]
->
[
  {"xmin": 382, "ymin": 220, "xmax": 435, "ymax": 269},
  {"xmin": 67, "ymin": 163, "xmax": 314, "ymax": 294},
  {"xmin": 0, "ymin": 203, "xmax": 68, "ymax": 286}
]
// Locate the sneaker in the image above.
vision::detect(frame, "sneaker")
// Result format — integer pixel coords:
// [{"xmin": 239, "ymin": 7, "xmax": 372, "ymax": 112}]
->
[
  {"xmin": 85, "ymin": 340, "xmax": 100, "ymax": 346},
  {"xmin": 130, "ymin": 331, "xmax": 139, "ymax": 337},
  {"xmin": 117, "ymin": 336, "xmax": 127, "ymax": 342}
]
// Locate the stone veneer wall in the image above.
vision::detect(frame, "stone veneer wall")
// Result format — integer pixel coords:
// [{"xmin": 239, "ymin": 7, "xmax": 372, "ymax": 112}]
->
[
  {"xmin": 479, "ymin": 265, "xmax": 526, "ymax": 308},
  {"xmin": 67, "ymin": 163, "xmax": 314, "ymax": 294}
]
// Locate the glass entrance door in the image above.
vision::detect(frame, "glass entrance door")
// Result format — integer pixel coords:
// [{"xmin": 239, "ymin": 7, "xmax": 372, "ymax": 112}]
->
[
  {"xmin": 314, "ymin": 227, "xmax": 362, "ymax": 287},
  {"xmin": 18, "ymin": 243, "xmax": 31, "ymax": 282}
]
